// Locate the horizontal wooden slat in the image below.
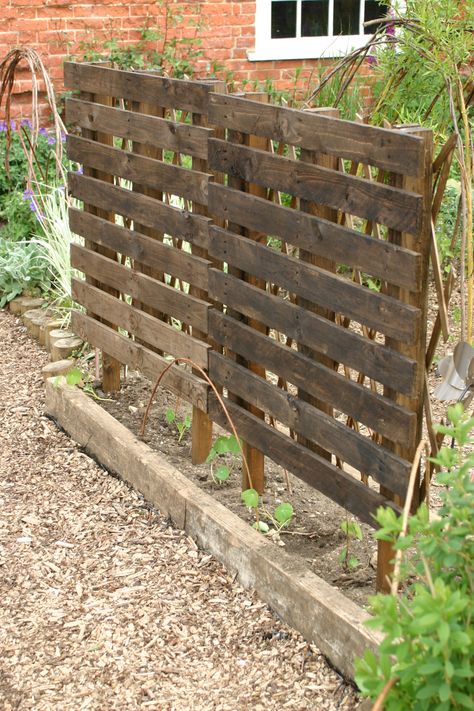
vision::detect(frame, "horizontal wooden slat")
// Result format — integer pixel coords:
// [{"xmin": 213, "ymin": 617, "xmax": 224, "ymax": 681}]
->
[
  {"xmin": 209, "ymin": 396, "xmax": 401, "ymax": 527},
  {"xmin": 66, "ymin": 98, "xmax": 211, "ymax": 160},
  {"xmin": 70, "ymin": 244, "xmax": 209, "ymax": 332},
  {"xmin": 209, "ymin": 227, "xmax": 420, "ymax": 344},
  {"xmin": 210, "ymin": 351, "xmax": 410, "ymax": 496},
  {"xmin": 209, "ymin": 310, "xmax": 416, "ymax": 447},
  {"xmin": 208, "ymin": 139, "xmax": 422, "ymax": 234},
  {"xmin": 208, "ymin": 270, "xmax": 417, "ymax": 396},
  {"xmin": 208, "ymin": 94, "xmax": 424, "ymax": 177},
  {"xmin": 68, "ymin": 173, "xmax": 210, "ymax": 248},
  {"xmin": 70, "ymin": 209, "xmax": 209, "ymax": 289},
  {"xmin": 72, "ymin": 279, "xmax": 209, "ymax": 368},
  {"xmin": 68, "ymin": 135, "xmax": 210, "ymax": 204},
  {"xmin": 64, "ymin": 62, "xmax": 216, "ymax": 115},
  {"xmin": 208, "ymin": 183, "xmax": 421, "ymax": 291},
  {"xmin": 71, "ymin": 311, "xmax": 208, "ymax": 410}
]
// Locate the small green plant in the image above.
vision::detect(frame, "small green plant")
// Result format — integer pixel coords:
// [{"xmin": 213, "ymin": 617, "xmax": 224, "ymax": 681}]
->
[
  {"xmin": 55, "ymin": 366, "xmax": 112, "ymax": 401},
  {"xmin": 206, "ymin": 434, "xmax": 241, "ymax": 484},
  {"xmin": 339, "ymin": 519, "xmax": 363, "ymax": 570},
  {"xmin": 165, "ymin": 407, "xmax": 191, "ymax": 443},
  {"xmin": 0, "ymin": 236, "xmax": 50, "ymax": 306},
  {"xmin": 241, "ymin": 488, "xmax": 294, "ymax": 534},
  {"xmin": 355, "ymin": 403, "xmax": 474, "ymax": 710}
]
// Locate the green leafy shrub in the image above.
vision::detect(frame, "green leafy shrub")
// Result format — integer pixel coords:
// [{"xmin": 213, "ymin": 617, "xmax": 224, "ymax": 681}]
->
[{"xmin": 355, "ymin": 403, "xmax": 474, "ymax": 710}]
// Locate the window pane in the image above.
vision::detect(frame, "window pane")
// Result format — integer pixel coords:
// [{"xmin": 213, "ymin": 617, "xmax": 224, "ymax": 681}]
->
[
  {"xmin": 333, "ymin": 0, "xmax": 360, "ymax": 35},
  {"xmin": 302, "ymin": 0, "xmax": 329, "ymax": 37},
  {"xmin": 271, "ymin": 1, "xmax": 297, "ymax": 38},
  {"xmin": 364, "ymin": 1, "xmax": 389, "ymax": 34}
]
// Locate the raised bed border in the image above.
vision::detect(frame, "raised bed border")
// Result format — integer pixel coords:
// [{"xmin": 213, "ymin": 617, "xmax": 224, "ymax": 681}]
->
[{"xmin": 45, "ymin": 377, "xmax": 381, "ymax": 680}]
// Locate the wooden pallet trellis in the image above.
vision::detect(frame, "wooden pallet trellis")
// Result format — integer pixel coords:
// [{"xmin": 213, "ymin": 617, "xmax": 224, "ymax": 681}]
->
[
  {"xmin": 205, "ymin": 95, "xmax": 432, "ymax": 585},
  {"xmin": 64, "ymin": 62, "xmax": 225, "ymax": 461}
]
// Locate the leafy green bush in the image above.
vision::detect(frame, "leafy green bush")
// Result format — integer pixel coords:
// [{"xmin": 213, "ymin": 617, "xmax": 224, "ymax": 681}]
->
[{"xmin": 355, "ymin": 403, "xmax": 474, "ymax": 710}]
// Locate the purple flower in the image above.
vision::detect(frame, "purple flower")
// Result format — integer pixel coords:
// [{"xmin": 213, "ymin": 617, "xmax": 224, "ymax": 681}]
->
[
  {"xmin": 386, "ymin": 23, "xmax": 395, "ymax": 37},
  {"xmin": 10, "ymin": 119, "xmax": 16, "ymax": 130},
  {"xmin": 47, "ymin": 135, "xmax": 56, "ymax": 145},
  {"xmin": 60, "ymin": 132, "xmax": 67, "ymax": 142},
  {"xmin": 28, "ymin": 199, "xmax": 37, "ymax": 213},
  {"xmin": 39, "ymin": 127, "xmax": 48, "ymax": 136},
  {"xmin": 367, "ymin": 55, "xmax": 377, "ymax": 67},
  {"xmin": 76, "ymin": 165, "xmax": 84, "ymax": 175},
  {"xmin": 20, "ymin": 119, "xmax": 32, "ymax": 129},
  {"xmin": 23, "ymin": 188, "xmax": 34, "ymax": 201},
  {"xmin": 0, "ymin": 120, "xmax": 7, "ymax": 132}
]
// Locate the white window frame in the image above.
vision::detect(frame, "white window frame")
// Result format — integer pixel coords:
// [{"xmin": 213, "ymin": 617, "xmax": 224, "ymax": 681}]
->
[{"xmin": 248, "ymin": 0, "xmax": 385, "ymax": 61}]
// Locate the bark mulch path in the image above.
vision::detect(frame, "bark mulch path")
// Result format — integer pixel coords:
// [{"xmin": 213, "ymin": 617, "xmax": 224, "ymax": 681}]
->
[{"xmin": 0, "ymin": 309, "xmax": 360, "ymax": 711}]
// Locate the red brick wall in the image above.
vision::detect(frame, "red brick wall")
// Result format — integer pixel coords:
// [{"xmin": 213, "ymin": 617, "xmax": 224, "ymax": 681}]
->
[{"xmin": 1, "ymin": 0, "xmax": 372, "ymax": 120}]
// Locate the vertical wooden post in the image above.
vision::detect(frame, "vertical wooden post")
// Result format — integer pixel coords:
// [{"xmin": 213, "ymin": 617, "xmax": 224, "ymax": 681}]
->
[
  {"xmin": 77, "ymin": 78, "xmax": 121, "ymax": 393},
  {"xmin": 240, "ymin": 92, "xmax": 269, "ymax": 494},
  {"xmin": 131, "ymin": 90, "xmax": 166, "ymax": 353},
  {"xmin": 297, "ymin": 108, "xmax": 339, "ymax": 460},
  {"xmin": 190, "ymin": 81, "xmax": 227, "ymax": 465},
  {"xmin": 378, "ymin": 128, "xmax": 433, "ymax": 592}
]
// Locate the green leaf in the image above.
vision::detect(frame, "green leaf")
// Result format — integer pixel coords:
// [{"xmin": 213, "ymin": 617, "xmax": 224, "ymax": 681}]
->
[
  {"xmin": 227, "ymin": 435, "xmax": 241, "ymax": 455},
  {"xmin": 274, "ymin": 502, "xmax": 294, "ymax": 525},
  {"xmin": 439, "ymin": 683, "xmax": 451, "ymax": 703},
  {"xmin": 214, "ymin": 465, "xmax": 230, "ymax": 482},
  {"xmin": 165, "ymin": 408, "xmax": 176, "ymax": 424},
  {"xmin": 438, "ymin": 621, "xmax": 450, "ymax": 643},
  {"xmin": 253, "ymin": 520, "xmax": 270, "ymax": 533},
  {"xmin": 348, "ymin": 555, "xmax": 360, "ymax": 570},
  {"xmin": 213, "ymin": 436, "xmax": 229, "ymax": 455},
  {"xmin": 241, "ymin": 488, "xmax": 259, "ymax": 508},
  {"xmin": 66, "ymin": 367, "xmax": 82, "ymax": 386}
]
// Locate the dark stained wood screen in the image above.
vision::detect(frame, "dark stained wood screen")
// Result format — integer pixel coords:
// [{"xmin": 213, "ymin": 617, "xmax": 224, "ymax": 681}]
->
[
  {"xmin": 206, "ymin": 94, "xmax": 432, "ymax": 526},
  {"xmin": 64, "ymin": 62, "xmax": 225, "ymax": 413}
]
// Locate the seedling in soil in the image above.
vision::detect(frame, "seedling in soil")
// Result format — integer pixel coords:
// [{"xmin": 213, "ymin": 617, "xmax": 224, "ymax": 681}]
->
[
  {"xmin": 339, "ymin": 519, "xmax": 363, "ymax": 570},
  {"xmin": 55, "ymin": 367, "xmax": 112, "ymax": 401},
  {"xmin": 241, "ymin": 488, "xmax": 294, "ymax": 534},
  {"xmin": 206, "ymin": 434, "xmax": 241, "ymax": 484},
  {"xmin": 165, "ymin": 408, "xmax": 191, "ymax": 443}
]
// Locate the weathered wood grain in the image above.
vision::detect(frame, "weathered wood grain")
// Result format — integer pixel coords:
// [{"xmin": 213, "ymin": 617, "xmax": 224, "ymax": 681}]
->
[
  {"xmin": 66, "ymin": 98, "xmax": 211, "ymax": 159},
  {"xmin": 209, "ymin": 227, "xmax": 421, "ymax": 344},
  {"xmin": 208, "ymin": 270, "xmax": 417, "ymax": 396},
  {"xmin": 69, "ymin": 208, "xmax": 209, "ymax": 289},
  {"xmin": 71, "ymin": 311, "xmax": 208, "ymax": 410},
  {"xmin": 209, "ymin": 351, "xmax": 411, "ymax": 496},
  {"xmin": 72, "ymin": 279, "xmax": 209, "ymax": 367},
  {"xmin": 64, "ymin": 62, "xmax": 215, "ymax": 115},
  {"xmin": 70, "ymin": 243, "xmax": 209, "ymax": 332},
  {"xmin": 208, "ymin": 183, "xmax": 421, "ymax": 291},
  {"xmin": 208, "ymin": 395, "xmax": 402, "ymax": 527},
  {"xmin": 68, "ymin": 135, "xmax": 210, "ymax": 204},
  {"xmin": 209, "ymin": 311, "xmax": 416, "ymax": 447},
  {"xmin": 208, "ymin": 93, "xmax": 424, "ymax": 176},
  {"xmin": 208, "ymin": 139, "xmax": 422, "ymax": 234},
  {"xmin": 68, "ymin": 173, "xmax": 210, "ymax": 248}
]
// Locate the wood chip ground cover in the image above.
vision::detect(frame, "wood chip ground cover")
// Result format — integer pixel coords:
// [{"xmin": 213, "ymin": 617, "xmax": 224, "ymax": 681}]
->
[{"xmin": 0, "ymin": 309, "xmax": 360, "ymax": 710}]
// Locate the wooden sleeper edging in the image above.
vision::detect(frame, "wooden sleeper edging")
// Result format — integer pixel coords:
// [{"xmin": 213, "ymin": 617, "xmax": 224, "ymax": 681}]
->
[{"xmin": 44, "ymin": 377, "xmax": 381, "ymax": 680}]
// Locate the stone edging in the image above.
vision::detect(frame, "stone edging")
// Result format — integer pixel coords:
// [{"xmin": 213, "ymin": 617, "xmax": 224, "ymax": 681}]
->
[{"xmin": 45, "ymin": 378, "xmax": 381, "ymax": 680}]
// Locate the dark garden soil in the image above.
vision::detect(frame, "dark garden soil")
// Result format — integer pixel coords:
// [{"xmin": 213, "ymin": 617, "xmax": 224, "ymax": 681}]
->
[{"xmin": 99, "ymin": 375, "xmax": 380, "ymax": 609}]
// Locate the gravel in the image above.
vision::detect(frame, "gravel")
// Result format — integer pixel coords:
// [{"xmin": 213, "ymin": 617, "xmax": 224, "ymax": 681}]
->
[{"xmin": 0, "ymin": 308, "xmax": 360, "ymax": 711}]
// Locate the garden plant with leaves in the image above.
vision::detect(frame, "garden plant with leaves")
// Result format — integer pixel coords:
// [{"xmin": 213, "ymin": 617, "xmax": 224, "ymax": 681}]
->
[{"xmin": 355, "ymin": 403, "xmax": 474, "ymax": 710}]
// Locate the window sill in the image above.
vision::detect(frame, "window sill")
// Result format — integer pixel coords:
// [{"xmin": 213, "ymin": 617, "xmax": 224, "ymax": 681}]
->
[{"xmin": 247, "ymin": 35, "xmax": 371, "ymax": 62}]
